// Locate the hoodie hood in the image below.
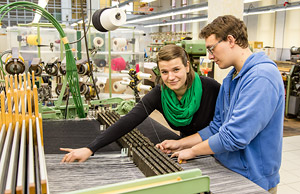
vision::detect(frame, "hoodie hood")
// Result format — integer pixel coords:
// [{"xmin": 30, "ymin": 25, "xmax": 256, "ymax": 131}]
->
[{"xmin": 227, "ymin": 52, "xmax": 277, "ymax": 80}]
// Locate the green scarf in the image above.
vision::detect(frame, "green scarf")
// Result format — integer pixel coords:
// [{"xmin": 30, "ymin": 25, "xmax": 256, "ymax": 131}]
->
[{"xmin": 161, "ymin": 73, "xmax": 202, "ymax": 127}]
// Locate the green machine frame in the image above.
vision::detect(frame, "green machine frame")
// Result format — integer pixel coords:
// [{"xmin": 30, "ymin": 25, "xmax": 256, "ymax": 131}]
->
[{"xmin": 63, "ymin": 169, "xmax": 210, "ymax": 194}]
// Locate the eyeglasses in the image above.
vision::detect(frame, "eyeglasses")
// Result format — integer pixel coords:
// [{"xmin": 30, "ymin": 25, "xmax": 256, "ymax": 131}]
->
[{"xmin": 207, "ymin": 40, "xmax": 222, "ymax": 55}]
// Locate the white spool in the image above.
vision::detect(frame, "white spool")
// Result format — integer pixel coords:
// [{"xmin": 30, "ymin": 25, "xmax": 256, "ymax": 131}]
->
[
  {"xmin": 113, "ymin": 81, "xmax": 127, "ymax": 92},
  {"xmin": 120, "ymin": 81, "xmax": 130, "ymax": 86},
  {"xmin": 137, "ymin": 83, "xmax": 152, "ymax": 92},
  {"xmin": 137, "ymin": 72, "xmax": 152, "ymax": 80},
  {"xmin": 93, "ymin": 37, "xmax": 104, "ymax": 48},
  {"xmin": 96, "ymin": 77, "xmax": 107, "ymax": 90},
  {"xmin": 98, "ymin": 82, "xmax": 106, "ymax": 90},
  {"xmin": 121, "ymin": 70, "xmax": 129, "ymax": 74},
  {"xmin": 100, "ymin": 8, "xmax": 126, "ymax": 31},
  {"xmin": 112, "ymin": 38, "xmax": 127, "ymax": 51}
]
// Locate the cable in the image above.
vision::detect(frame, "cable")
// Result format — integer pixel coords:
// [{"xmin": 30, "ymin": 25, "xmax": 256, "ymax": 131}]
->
[
  {"xmin": 245, "ymin": 3, "xmax": 255, "ymax": 27},
  {"xmin": 80, "ymin": 0, "xmax": 99, "ymax": 99},
  {"xmin": 69, "ymin": 0, "xmax": 92, "ymax": 45},
  {"xmin": 279, "ymin": 9, "xmax": 287, "ymax": 61},
  {"xmin": 0, "ymin": 2, "xmax": 85, "ymax": 118},
  {"xmin": 140, "ymin": 98, "xmax": 162, "ymax": 143}
]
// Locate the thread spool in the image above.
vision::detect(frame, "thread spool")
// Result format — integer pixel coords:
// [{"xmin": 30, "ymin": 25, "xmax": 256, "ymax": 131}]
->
[
  {"xmin": 93, "ymin": 37, "xmax": 104, "ymax": 48},
  {"xmin": 113, "ymin": 81, "xmax": 127, "ymax": 92},
  {"xmin": 120, "ymin": 81, "xmax": 130, "ymax": 86},
  {"xmin": 137, "ymin": 83, "xmax": 152, "ymax": 92},
  {"xmin": 121, "ymin": 70, "xmax": 129, "ymax": 74},
  {"xmin": 96, "ymin": 78, "xmax": 106, "ymax": 90},
  {"xmin": 137, "ymin": 72, "xmax": 152, "ymax": 80},
  {"xmin": 92, "ymin": 8, "xmax": 126, "ymax": 32},
  {"xmin": 112, "ymin": 38, "xmax": 127, "ymax": 51},
  {"xmin": 98, "ymin": 82, "xmax": 105, "ymax": 90},
  {"xmin": 94, "ymin": 59, "xmax": 107, "ymax": 68},
  {"xmin": 27, "ymin": 35, "xmax": 40, "ymax": 46},
  {"xmin": 111, "ymin": 57, "xmax": 126, "ymax": 71}
]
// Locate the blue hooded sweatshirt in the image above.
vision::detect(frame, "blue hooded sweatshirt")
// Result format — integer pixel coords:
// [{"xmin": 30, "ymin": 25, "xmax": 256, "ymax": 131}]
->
[{"xmin": 198, "ymin": 52, "xmax": 284, "ymax": 190}]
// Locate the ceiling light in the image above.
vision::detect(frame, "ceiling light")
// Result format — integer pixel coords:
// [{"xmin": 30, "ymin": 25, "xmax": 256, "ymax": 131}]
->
[
  {"xmin": 141, "ymin": 1, "xmax": 300, "ymax": 27},
  {"xmin": 32, "ymin": 0, "xmax": 49, "ymax": 23},
  {"xmin": 244, "ymin": 0, "xmax": 261, "ymax": 3},
  {"xmin": 144, "ymin": 16, "xmax": 207, "ymax": 28},
  {"xmin": 141, "ymin": 0, "xmax": 157, "ymax": 3},
  {"xmin": 243, "ymin": 9, "xmax": 275, "ymax": 16},
  {"xmin": 126, "ymin": 3, "xmax": 208, "ymax": 24},
  {"xmin": 275, "ymin": 5, "xmax": 300, "ymax": 12}
]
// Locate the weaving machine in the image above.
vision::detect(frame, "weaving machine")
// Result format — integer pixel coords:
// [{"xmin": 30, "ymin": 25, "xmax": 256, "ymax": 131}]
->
[
  {"xmin": 0, "ymin": 73, "xmax": 47, "ymax": 194},
  {"xmin": 43, "ymin": 112, "xmax": 270, "ymax": 194}
]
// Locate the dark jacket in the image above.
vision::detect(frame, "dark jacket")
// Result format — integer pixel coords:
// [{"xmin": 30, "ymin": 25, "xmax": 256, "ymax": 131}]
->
[{"xmin": 87, "ymin": 76, "xmax": 220, "ymax": 153}]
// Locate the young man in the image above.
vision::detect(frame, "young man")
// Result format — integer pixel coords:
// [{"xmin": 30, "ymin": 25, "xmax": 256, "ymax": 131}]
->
[{"xmin": 156, "ymin": 15, "xmax": 284, "ymax": 193}]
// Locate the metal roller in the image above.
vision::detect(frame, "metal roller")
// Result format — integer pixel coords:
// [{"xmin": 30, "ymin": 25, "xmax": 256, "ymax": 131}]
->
[
  {"xmin": 45, "ymin": 57, "xmax": 60, "ymax": 76},
  {"xmin": 5, "ymin": 48, "xmax": 25, "ymax": 75},
  {"xmin": 79, "ymin": 82, "xmax": 88, "ymax": 95},
  {"xmin": 76, "ymin": 59, "xmax": 91, "ymax": 76},
  {"xmin": 28, "ymin": 58, "xmax": 43, "ymax": 76},
  {"xmin": 55, "ymin": 84, "xmax": 68, "ymax": 98}
]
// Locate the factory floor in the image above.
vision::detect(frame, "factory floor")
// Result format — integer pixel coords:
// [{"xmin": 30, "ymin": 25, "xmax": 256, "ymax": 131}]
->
[
  {"xmin": 149, "ymin": 111, "xmax": 300, "ymax": 194},
  {"xmin": 278, "ymin": 117, "xmax": 300, "ymax": 194}
]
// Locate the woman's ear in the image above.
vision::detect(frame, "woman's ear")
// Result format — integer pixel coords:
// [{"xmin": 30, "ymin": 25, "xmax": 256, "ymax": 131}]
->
[{"xmin": 186, "ymin": 61, "xmax": 190, "ymax": 73}]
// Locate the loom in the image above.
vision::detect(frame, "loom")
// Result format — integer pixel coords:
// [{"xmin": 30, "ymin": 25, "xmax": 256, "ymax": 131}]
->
[
  {"xmin": 0, "ymin": 73, "xmax": 47, "ymax": 194},
  {"xmin": 0, "ymin": 80, "xmax": 270, "ymax": 194},
  {"xmin": 41, "ymin": 110, "xmax": 270, "ymax": 194}
]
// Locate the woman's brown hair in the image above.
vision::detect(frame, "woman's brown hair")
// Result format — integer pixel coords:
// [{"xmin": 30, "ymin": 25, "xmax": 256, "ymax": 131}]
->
[{"xmin": 157, "ymin": 44, "xmax": 195, "ymax": 88}]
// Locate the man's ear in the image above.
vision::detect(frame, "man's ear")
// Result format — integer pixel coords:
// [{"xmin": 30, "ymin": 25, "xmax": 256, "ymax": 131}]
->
[{"xmin": 227, "ymin": 35, "xmax": 236, "ymax": 47}]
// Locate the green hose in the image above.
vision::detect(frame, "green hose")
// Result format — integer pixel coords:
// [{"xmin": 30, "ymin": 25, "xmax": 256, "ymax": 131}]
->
[{"xmin": 0, "ymin": 2, "xmax": 85, "ymax": 118}]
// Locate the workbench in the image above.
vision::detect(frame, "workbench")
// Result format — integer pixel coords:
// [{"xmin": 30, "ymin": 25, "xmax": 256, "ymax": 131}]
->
[{"xmin": 43, "ymin": 118, "xmax": 269, "ymax": 194}]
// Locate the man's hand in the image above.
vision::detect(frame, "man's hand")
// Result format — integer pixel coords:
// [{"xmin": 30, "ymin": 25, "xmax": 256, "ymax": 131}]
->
[
  {"xmin": 171, "ymin": 148, "xmax": 197, "ymax": 164},
  {"xmin": 156, "ymin": 140, "xmax": 182, "ymax": 154},
  {"xmin": 60, "ymin": 147, "xmax": 93, "ymax": 163}
]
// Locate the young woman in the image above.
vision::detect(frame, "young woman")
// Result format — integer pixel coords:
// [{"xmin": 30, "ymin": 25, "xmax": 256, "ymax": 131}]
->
[{"xmin": 61, "ymin": 44, "xmax": 220, "ymax": 162}]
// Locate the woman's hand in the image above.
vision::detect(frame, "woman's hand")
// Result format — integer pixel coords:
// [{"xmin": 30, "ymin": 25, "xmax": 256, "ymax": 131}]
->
[
  {"xmin": 60, "ymin": 147, "xmax": 93, "ymax": 163},
  {"xmin": 156, "ymin": 140, "xmax": 182, "ymax": 154}
]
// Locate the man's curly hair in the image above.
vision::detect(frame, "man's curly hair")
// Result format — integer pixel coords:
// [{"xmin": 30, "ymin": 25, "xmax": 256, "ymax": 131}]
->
[{"xmin": 200, "ymin": 15, "xmax": 249, "ymax": 48}]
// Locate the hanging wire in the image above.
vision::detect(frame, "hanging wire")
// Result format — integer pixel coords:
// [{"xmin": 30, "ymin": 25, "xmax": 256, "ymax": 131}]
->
[
  {"xmin": 140, "ymin": 98, "xmax": 162, "ymax": 143},
  {"xmin": 69, "ymin": 0, "xmax": 92, "ymax": 45},
  {"xmin": 0, "ymin": 2, "xmax": 85, "ymax": 118},
  {"xmin": 80, "ymin": 0, "xmax": 99, "ymax": 99}
]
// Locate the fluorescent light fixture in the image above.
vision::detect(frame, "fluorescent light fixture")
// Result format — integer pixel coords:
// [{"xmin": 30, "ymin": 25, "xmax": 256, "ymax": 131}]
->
[
  {"xmin": 275, "ymin": 5, "xmax": 300, "ymax": 12},
  {"xmin": 243, "ymin": 9, "xmax": 275, "ymax": 16},
  {"xmin": 32, "ymin": 0, "xmax": 49, "ymax": 23},
  {"xmin": 144, "ymin": 16, "xmax": 207, "ymax": 28},
  {"xmin": 244, "ymin": 0, "xmax": 261, "ymax": 3},
  {"xmin": 141, "ymin": 0, "xmax": 156, "ymax": 2},
  {"xmin": 244, "ymin": 2, "xmax": 300, "ymax": 16},
  {"xmin": 141, "ymin": 1, "xmax": 300, "ymax": 27},
  {"xmin": 127, "ymin": 7, "xmax": 207, "ymax": 23},
  {"xmin": 127, "ymin": 3, "xmax": 208, "ymax": 24}
]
